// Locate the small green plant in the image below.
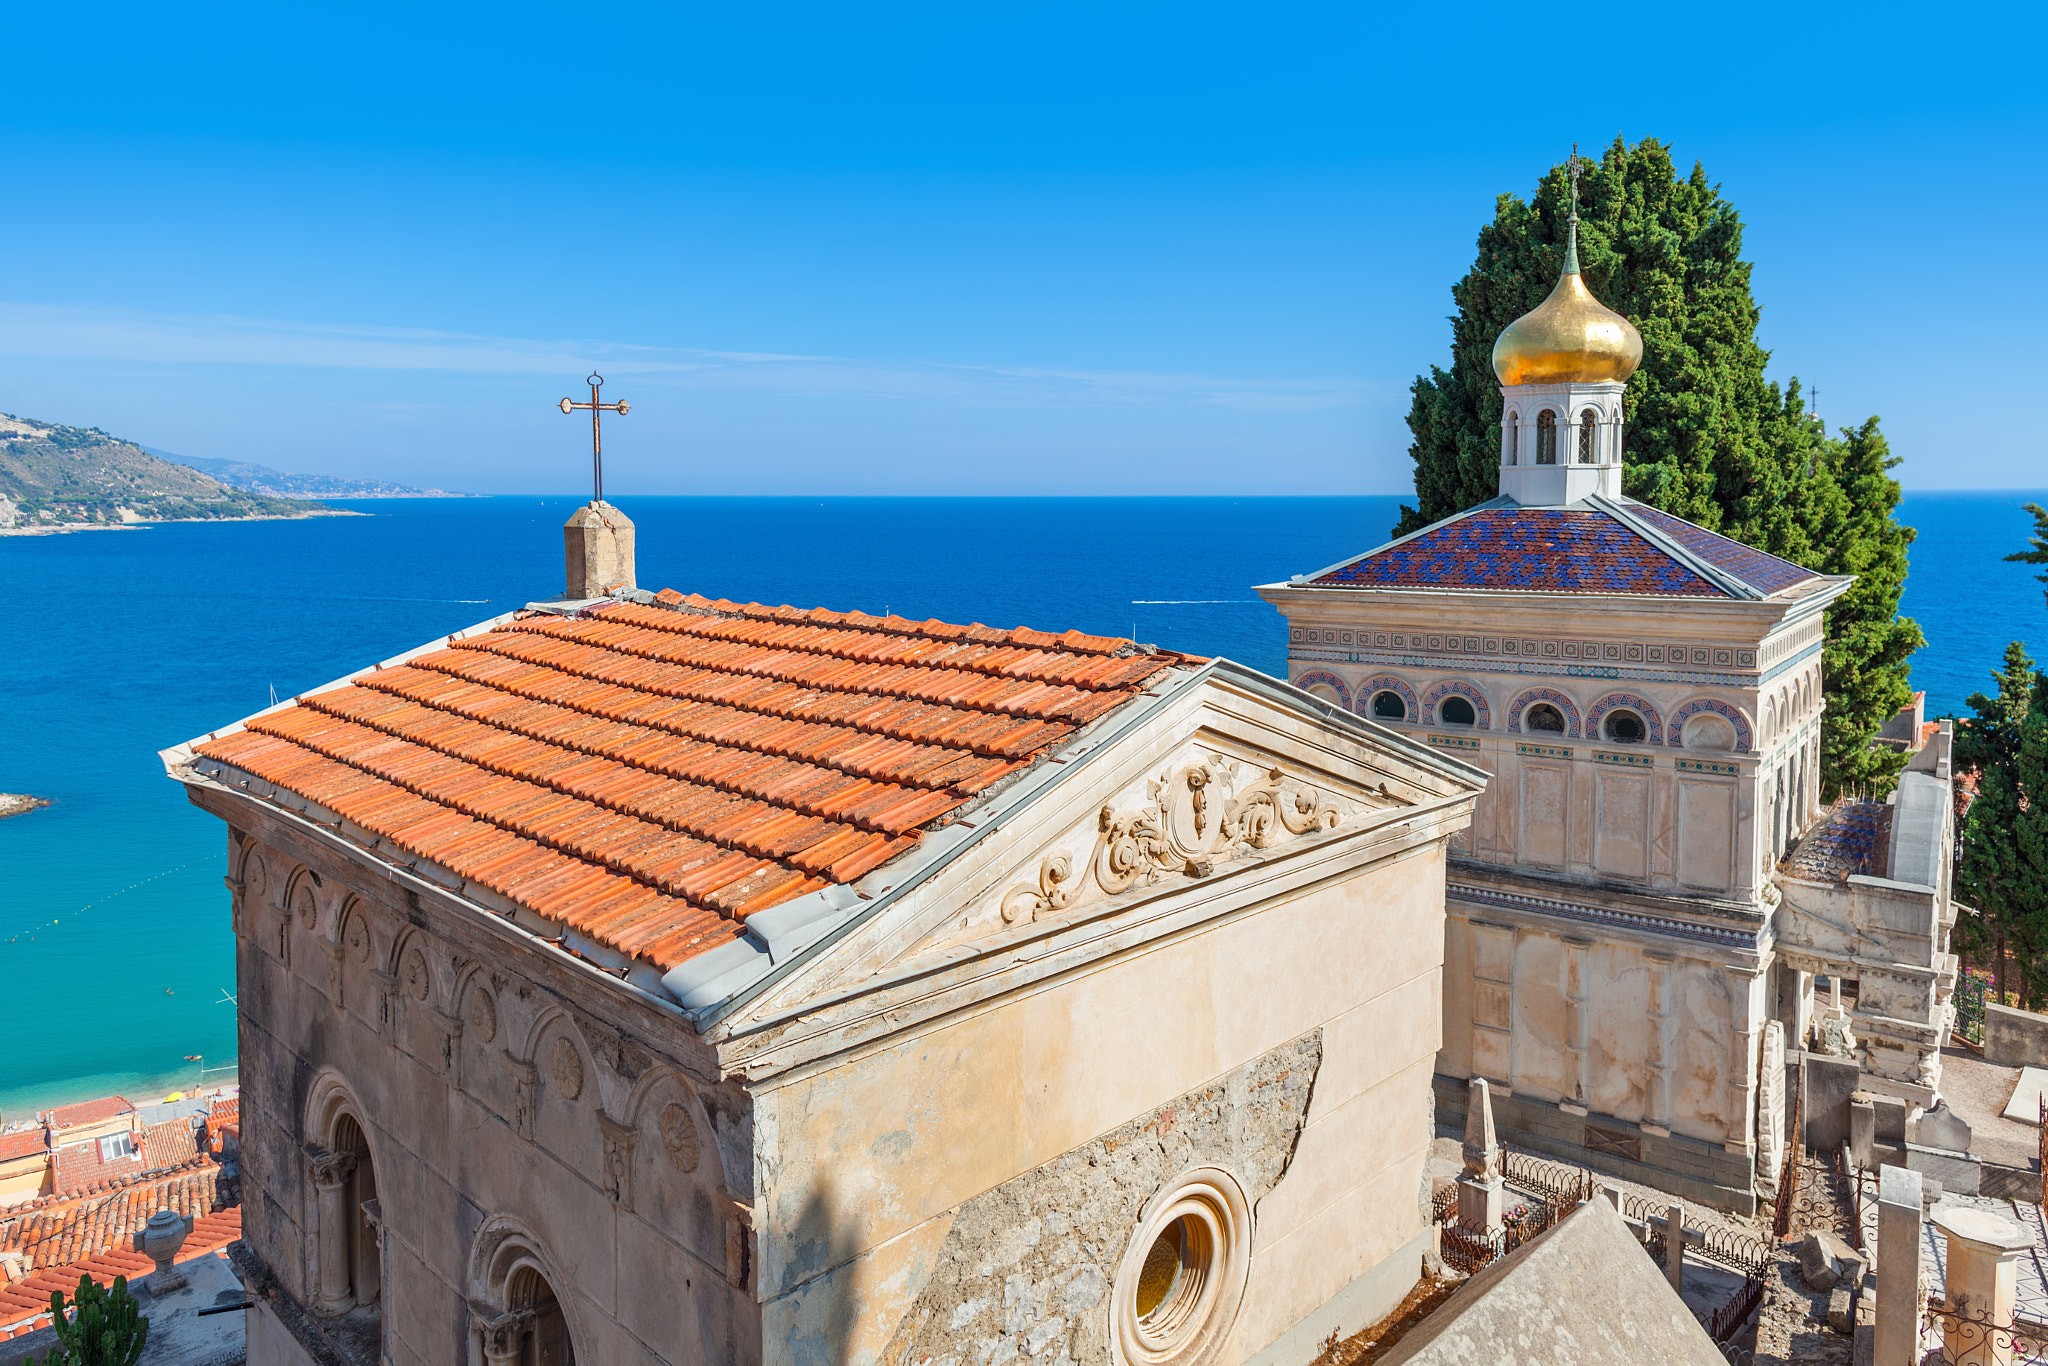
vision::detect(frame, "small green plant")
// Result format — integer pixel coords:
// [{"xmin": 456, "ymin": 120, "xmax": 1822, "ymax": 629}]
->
[{"xmin": 29, "ymin": 1274, "xmax": 147, "ymax": 1366}]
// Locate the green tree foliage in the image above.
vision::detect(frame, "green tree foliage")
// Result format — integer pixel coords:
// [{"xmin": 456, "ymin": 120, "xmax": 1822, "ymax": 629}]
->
[
  {"xmin": 1955, "ymin": 643, "xmax": 2048, "ymax": 1004},
  {"xmin": 31, "ymin": 1275, "xmax": 147, "ymax": 1366},
  {"xmin": 1399, "ymin": 136, "xmax": 1921, "ymax": 795},
  {"xmin": 2009, "ymin": 502, "xmax": 2048, "ymax": 610}
]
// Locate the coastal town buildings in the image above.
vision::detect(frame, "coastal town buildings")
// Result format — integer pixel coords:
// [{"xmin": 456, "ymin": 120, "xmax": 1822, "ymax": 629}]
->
[
  {"xmin": 1258, "ymin": 210, "xmax": 1960, "ymax": 1212},
  {"xmin": 160, "ymin": 504, "xmax": 1486, "ymax": 1366}
]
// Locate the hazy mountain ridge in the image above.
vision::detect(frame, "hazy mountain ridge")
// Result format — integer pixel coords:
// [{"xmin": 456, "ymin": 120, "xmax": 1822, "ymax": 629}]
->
[
  {"xmin": 0, "ymin": 414, "xmax": 327, "ymax": 531},
  {"xmin": 159, "ymin": 451, "xmax": 467, "ymax": 499}
]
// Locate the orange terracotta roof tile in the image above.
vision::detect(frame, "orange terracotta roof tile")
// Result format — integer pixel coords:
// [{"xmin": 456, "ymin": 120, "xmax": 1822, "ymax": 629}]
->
[
  {"xmin": 0, "ymin": 1131, "xmax": 45, "ymax": 1163},
  {"xmin": 0, "ymin": 1191, "xmax": 240, "ymax": 1332},
  {"xmin": 190, "ymin": 594, "xmax": 1181, "ymax": 977},
  {"xmin": 43, "ymin": 1098, "xmax": 131, "ymax": 1130}
]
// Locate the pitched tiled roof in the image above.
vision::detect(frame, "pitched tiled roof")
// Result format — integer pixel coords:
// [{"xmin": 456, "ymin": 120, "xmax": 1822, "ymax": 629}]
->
[
  {"xmin": 0, "ymin": 1190, "xmax": 239, "ymax": 1333},
  {"xmin": 1624, "ymin": 506, "xmax": 1820, "ymax": 596},
  {"xmin": 207, "ymin": 1098, "xmax": 238, "ymax": 1130},
  {"xmin": 51, "ymin": 1141, "xmax": 143, "ymax": 1196},
  {"xmin": 0, "ymin": 1132, "xmax": 45, "ymax": 1164},
  {"xmin": 138, "ymin": 1119, "xmax": 198, "ymax": 1171},
  {"xmin": 1308, "ymin": 501, "xmax": 1821, "ymax": 599},
  {"xmin": 43, "ymin": 1099, "xmax": 131, "ymax": 1131},
  {"xmin": 187, "ymin": 593, "xmax": 1184, "ymax": 975}
]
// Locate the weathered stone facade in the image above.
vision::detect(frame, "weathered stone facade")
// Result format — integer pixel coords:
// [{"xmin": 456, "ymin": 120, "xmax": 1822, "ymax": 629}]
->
[{"xmin": 172, "ymin": 636, "xmax": 1482, "ymax": 1366}]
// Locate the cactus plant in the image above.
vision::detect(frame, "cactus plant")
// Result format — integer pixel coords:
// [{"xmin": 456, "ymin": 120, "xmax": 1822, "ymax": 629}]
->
[{"xmin": 29, "ymin": 1274, "xmax": 148, "ymax": 1366}]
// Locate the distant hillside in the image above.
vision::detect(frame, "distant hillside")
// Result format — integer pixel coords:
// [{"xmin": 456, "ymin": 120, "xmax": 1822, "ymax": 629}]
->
[
  {"xmin": 0, "ymin": 415, "xmax": 326, "ymax": 531},
  {"xmin": 158, "ymin": 452, "xmax": 466, "ymax": 500}
]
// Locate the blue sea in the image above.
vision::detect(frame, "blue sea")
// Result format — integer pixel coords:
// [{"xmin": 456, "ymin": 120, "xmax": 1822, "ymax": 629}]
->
[{"xmin": 2, "ymin": 492, "xmax": 2042, "ymax": 1119}]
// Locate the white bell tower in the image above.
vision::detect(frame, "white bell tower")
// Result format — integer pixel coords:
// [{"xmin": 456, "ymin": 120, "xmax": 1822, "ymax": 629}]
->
[
  {"xmin": 1497, "ymin": 379, "xmax": 1626, "ymax": 506},
  {"xmin": 1488, "ymin": 149, "xmax": 1641, "ymax": 508}
]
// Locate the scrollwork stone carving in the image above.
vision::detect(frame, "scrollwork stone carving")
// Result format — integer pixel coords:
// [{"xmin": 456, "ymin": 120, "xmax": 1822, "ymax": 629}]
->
[{"xmin": 1001, "ymin": 762, "xmax": 1348, "ymax": 920}]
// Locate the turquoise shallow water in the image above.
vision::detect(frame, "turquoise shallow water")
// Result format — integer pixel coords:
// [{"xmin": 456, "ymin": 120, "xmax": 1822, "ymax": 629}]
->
[{"xmin": 1, "ymin": 491, "xmax": 2041, "ymax": 1120}]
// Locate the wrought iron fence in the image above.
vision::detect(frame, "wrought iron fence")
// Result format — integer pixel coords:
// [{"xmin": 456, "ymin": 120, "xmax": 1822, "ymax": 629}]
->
[
  {"xmin": 1957, "ymin": 968, "xmax": 1993, "ymax": 1046},
  {"xmin": 1771, "ymin": 1058, "xmax": 1807, "ymax": 1239},
  {"xmin": 1923, "ymin": 1296, "xmax": 2048, "ymax": 1364},
  {"xmin": 1430, "ymin": 1153, "xmax": 1768, "ymax": 1353}
]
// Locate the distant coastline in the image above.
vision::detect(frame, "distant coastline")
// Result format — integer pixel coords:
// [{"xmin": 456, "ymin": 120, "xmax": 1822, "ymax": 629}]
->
[{"xmin": 0, "ymin": 508, "xmax": 364, "ymax": 537}]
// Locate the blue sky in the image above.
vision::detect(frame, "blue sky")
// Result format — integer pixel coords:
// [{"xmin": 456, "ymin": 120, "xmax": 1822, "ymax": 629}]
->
[{"xmin": 0, "ymin": 1, "xmax": 2039, "ymax": 495}]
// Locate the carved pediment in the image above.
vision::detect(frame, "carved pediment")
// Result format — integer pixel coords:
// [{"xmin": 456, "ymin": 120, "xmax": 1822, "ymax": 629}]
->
[{"xmin": 911, "ymin": 745, "xmax": 1414, "ymax": 960}]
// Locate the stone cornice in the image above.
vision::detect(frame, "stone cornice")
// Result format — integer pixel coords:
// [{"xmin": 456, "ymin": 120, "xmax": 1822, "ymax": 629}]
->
[{"xmin": 1447, "ymin": 879, "xmax": 1764, "ymax": 955}]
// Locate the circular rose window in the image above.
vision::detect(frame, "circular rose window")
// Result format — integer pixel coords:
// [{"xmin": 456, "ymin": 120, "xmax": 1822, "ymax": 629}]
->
[{"xmin": 1113, "ymin": 1167, "xmax": 1251, "ymax": 1366}]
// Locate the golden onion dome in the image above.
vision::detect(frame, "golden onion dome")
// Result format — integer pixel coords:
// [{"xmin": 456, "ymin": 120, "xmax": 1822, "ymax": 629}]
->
[{"xmin": 1491, "ymin": 219, "xmax": 1643, "ymax": 386}]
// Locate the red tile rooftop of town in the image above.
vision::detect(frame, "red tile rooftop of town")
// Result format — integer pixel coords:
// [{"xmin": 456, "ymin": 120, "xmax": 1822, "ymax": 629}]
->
[
  {"xmin": 190, "ymin": 592, "xmax": 1193, "ymax": 975},
  {"xmin": 42, "ymin": 1098, "xmax": 133, "ymax": 1130}
]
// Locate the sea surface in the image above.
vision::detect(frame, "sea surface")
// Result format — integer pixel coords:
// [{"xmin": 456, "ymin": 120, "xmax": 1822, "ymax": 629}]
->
[{"xmin": 2, "ymin": 491, "xmax": 2042, "ymax": 1119}]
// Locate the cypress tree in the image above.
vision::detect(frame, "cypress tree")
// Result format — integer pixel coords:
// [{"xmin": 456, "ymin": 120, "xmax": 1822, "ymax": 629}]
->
[
  {"xmin": 2009, "ymin": 502, "xmax": 2048, "ymax": 610},
  {"xmin": 1954, "ymin": 643, "xmax": 2037, "ymax": 999},
  {"xmin": 1399, "ymin": 136, "xmax": 1922, "ymax": 796}
]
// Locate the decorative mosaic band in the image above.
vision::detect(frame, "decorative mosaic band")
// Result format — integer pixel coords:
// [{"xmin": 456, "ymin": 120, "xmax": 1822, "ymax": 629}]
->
[
  {"xmin": 1593, "ymin": 750, "xmax": 1655, "ymax": 767},
  {"xmin": 1289, "ymin": 628, "xmax": 1759, "ymax": 671},
  {"xmin": 1446, "ymin": 881, "xmax": 1761, "ymax": 951},
  {"xmin": 1676, "ymin": 758, "xmax": 1741, "ymax": 775},
  {"xmin": 1289, "ymin": 647, "xmax": 1753, "ymax": 690},
  {"xmin": 1428, "ymin": 734, "xmax": 1481, "ymax": 751},
  {"xmin": 1516, "ymin": 743, "xmax": 1573, "ymax": 759}
]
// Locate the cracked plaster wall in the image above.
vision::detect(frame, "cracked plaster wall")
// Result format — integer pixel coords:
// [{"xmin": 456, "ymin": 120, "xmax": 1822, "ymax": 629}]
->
[{"xmin": 879, "ymin": 1031, "xmax": 1321, "ymax": 1366}]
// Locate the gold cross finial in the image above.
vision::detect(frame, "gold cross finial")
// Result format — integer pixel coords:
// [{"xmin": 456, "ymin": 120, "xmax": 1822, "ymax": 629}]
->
[
  {"xmin": 1567, "ymin": 142, "xmax": 1582, "ymax": 227},
  {"xmin": 558, "ymin": 372, "xmax": 629, "ymax": 504}
]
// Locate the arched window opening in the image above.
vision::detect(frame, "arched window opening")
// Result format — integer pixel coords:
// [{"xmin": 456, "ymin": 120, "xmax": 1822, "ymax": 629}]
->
[
  {"xmin": 508, "ymin": 1267, "xmax": 575, "ymax": 1366},
  {"xmin": 1524, "ymin": 703, "xmax": 1566, "ymax": 734},
  {"xmin": 1440, "ymin": 696, "xmax": 1477, "ymax": 728},
  {"xmin": 1371, "ymin": 691, "xmax": 1407, "ymax": 721},
  {"xmin": 1505, "ymin": 414, "xmax": 1518, "ymax": 464},
  {"xmin": 1603, "ymin": 710, "xmax": 1646, "ymax": 744},
  {"xmin": 1536, "ymin": 410, "xmax": 1557, "ymax": 465},
  {"xmin": 314, "ymin": 1111, "xmax": 380, "ymax": 1318},
  {"xmin": 1578, "ymin": 410, "xmax": 1598, "ymax": 463}
]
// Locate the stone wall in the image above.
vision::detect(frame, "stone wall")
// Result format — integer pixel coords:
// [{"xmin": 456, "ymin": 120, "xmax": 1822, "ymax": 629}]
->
[
  {"xmin": 1985, "ymin": 1003, "xmax": 2048, "ymax": 1070},
  {"xmin": 217, "ymin": 799, "xmax": 759, "ymax": 1366},
  {"xmin": 753, "ymin": 845, "xmax": 1455, "ymax": 1366}
]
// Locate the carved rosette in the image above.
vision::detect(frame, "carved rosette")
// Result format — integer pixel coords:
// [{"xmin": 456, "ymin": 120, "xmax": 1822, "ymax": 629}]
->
[
  {"xmin": 999, "ymin": 762, "xmax": 1346, "ymax": 924},
  {"xmin": 660, "ymin": 1102, "xmax": 701, "ymax": 1174}
]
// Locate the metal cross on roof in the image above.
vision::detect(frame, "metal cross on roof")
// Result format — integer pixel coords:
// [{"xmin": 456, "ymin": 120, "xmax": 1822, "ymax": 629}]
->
[
  {"xmin": 558, "ymin": 372, "xmax": 629, "ymax": 504},
  {"xmin": 1566, "ymin": 141, "xmax": 1582, "ymax": 225}
]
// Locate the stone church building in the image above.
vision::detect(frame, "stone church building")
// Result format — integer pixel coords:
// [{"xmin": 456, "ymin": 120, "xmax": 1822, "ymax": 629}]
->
[
  {"xmin": 1260, "ymin": 212, "xmax": 1958, "ymax": 1213},
  {"xmin": 162, "ymin": 202, "xmax": 1957, "ymax": 1362},
  {"xmin": 163, "ymin": 511, "xmax": 1486, "ymax": 1364}
]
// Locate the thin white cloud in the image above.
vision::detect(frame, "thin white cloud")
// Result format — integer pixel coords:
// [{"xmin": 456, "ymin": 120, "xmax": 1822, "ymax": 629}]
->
[{"xmin": 0, "ymin": 300, "xmax": 1366, "ymax": 412}]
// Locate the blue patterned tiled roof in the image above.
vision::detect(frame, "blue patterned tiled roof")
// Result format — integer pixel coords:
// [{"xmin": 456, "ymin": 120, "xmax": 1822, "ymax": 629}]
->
[
  {"xmin": 1626, "ymin": 506, "xmax": 1821, "ymax": 595},
  {"xmin": 1312, "ymin": 508, "xmax": 1726, "ymax": 596},
  {"xmin": 1308, "ymin": 502, "xmax": 1824, "ymax": 598}
]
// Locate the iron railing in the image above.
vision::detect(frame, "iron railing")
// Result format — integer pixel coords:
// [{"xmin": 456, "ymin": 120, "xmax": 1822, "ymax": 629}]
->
[{"xmin": 1923, "ymin": 1296, "xmax": 2048, "ymax": 1364}]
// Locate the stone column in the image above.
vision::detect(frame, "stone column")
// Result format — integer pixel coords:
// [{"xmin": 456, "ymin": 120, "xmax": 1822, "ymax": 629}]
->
[
  {"xmin": 1874, "ymin": 1166, "xmax": 1923, "ymax": 1366},
  {"xmin": 1933, "ymin": 1206, "xmax": 2033, "ymax": 1366},
  {"xmin": 1725, "ymin": 967, "xmax": 1760, "ymax": 1156},
  {"xmin": 1561, "ymin": 938, "xmax": 1592, "ymax": 1116},
  {"xmin": 310, "ymin": 1149, "xmax": 359, "ymax": 1317},
  {"xmin": 1643, "ymin": 952, "xmax": 1675, "ymax": 1136},
  {"xmin": 1457, "ymin": 1078, "xmax": 1505, "ymax": 1234},
  {"xmin": 1756, "ymin": 1021, "xmax": 1787, "ymax": 1197},
  {"xmin": 479, "ymin": 1310, "xmax": 531, "ymax": 1365}
]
